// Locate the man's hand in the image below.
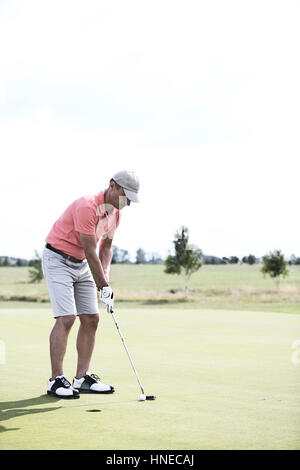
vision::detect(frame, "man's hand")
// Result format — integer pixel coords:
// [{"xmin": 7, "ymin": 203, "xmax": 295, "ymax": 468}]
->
[{"xmin": 99, "ymin": 286, "xmax": 114, "ymax": 313}]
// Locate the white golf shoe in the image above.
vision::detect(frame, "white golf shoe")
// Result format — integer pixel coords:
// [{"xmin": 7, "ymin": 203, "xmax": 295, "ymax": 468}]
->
[
  {"xmin": 47, "ymin": 375, "xmax": 80, "ymax": 399},
  {"xmin": 73, "ymin": 372, "xmax": 115, "ymax": 394}
]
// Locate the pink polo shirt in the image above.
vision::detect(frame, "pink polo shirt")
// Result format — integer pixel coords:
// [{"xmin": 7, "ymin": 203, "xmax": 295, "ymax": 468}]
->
[{"xmin": 46, "ymin": 191, "xmax": 121, "ymax": 260}]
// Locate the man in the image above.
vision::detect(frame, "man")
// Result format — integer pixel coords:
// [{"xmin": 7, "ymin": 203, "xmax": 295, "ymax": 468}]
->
[{"xmin": 42, "ymin": 171, "xmax": 140, "ymax": 399}]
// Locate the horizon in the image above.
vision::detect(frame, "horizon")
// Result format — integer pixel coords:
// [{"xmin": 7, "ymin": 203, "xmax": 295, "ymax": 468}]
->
[{"xmin": 1, "ymin": 249, "xmax": 299, "ymax": 264}]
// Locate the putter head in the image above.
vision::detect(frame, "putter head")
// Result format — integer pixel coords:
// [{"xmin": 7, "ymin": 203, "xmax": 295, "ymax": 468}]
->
[{"xmin": 146, "ymin": 395, "xmax": 156, "ymax": 400}]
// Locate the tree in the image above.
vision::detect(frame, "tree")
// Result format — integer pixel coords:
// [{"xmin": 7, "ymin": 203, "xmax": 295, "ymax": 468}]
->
[
  {"xmin": 289, "ymin": 254, "xmax": 300, "ymax": 265},
  {"xmin": 261, "ymin": 249, "xmax": 289, "ymax": 288},
  {"xmin": 111, "ymin": 245, "xmax": 120, "ymax": 264},
  {"xmin": 148, "ymin": 252, "xmax": 163, "ymax": 265},
  {"xmin": 119, "ymin": 249, "xmax": 130, "ymax": 264},
  {"xmin": 2, "ymin": 257, "xmax": 10, "ymax": 267},
  {"xmin": 164, "ymin": 226, "xmax": 203, "ymax": 297},
  {"xmin": 136, "ymin": 248, "xmax": 147, "ymax": 264},
  {"xmin": 28, "ymin": 250, "xmax": 43, "ymax": 283},
  {"xmin": 111, "ymin": 245, "xmax": 130, "ymax": 264},
  {"xmin": 242, "ymin": 254, "xmax": 256, "ymax": 265}
]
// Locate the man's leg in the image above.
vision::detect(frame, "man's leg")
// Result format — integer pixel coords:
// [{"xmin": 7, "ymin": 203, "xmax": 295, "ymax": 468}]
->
[
  {"xmin": 75, "ymin": 314, "xmax": 99, "ymax": 379},
  {"xmin": 50, "ymin": 315, "xmax": 76, "ymax": 380},
  {"xmin": 73, "ymin": 263, "xmax": 114, "ymax": 393},
  {"xmin": 73, "ymin": 313, "xmax": 114, "ymax": 393},
  {"xmin": 42, "ymin": 248, "xmax": 78, "ymax": 380}
]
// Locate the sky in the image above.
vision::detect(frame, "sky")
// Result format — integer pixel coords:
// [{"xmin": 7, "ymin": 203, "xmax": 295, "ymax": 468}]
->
[{"xmin": 0, "ymin": 0, "xmax": 299, "ymax": 261}]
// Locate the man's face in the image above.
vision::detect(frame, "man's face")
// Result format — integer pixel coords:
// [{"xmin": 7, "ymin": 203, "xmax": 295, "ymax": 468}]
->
[{"xmin": 110, "ymin": 182, "xmax": 131, "ymax": 210}]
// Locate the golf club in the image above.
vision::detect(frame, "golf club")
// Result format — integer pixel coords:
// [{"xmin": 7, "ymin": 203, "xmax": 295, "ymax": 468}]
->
[{"xmin": 110, "ymin": 308, "xmax": 156, "ymax": 401}]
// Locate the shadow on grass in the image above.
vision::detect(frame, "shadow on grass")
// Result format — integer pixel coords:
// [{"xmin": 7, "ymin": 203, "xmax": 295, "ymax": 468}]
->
[{"xmin": 0, "ymin": 395, "xmax": 62, "ymax": 434}]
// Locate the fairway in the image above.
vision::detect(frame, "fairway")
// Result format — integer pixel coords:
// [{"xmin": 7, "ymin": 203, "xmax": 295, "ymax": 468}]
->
[
  {"xmin": 1, "ymin": 264, "xmax": 300, "ymax": 313},
  {"xmin": 0, "ymin": 302, "xmax": 299, "ymax": 450}
]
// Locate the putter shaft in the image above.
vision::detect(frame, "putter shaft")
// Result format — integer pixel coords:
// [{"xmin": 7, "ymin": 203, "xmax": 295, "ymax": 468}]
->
[{"xmin": 110, "ymin": 310, "xmax": 145, "ymax": 395}]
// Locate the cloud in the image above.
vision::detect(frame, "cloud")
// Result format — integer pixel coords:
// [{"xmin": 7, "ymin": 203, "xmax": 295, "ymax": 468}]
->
[{"xmin": 0, "ymin": 0, "xmax": 299, "ymax": 258}]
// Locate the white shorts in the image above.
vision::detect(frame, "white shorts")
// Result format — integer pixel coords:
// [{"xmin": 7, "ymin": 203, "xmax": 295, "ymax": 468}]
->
[{"xmin": 42, "ymin": 247, "xmax": 100, "ymax": 318}]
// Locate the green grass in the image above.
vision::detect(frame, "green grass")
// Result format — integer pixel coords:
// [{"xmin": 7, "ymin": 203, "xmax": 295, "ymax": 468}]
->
[
  {"xmin": 0, "ymin": 302, "xmax": 300, "ymax": 449},
  {"xmin": 0, "ymin": 264, "xmax": 299, "ymax": 313}
]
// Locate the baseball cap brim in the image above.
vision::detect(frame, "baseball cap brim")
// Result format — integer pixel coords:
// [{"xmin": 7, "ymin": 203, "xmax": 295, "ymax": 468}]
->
[{"xmin": 124, "ymin": 188, "xmax": 140, "ymax": 203}]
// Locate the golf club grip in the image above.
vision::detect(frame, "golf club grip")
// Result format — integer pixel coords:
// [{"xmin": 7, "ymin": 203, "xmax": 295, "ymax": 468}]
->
[{"xmin": 110, "ymin": 311, "xmax": 145, "ymax": 395}]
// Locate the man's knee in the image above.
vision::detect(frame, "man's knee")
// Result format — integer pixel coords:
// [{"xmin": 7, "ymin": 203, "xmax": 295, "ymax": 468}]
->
[
  {"xmin": 79, "ymin": 314, "xmax": 99, "ymax": 330},
  {"xmin": 56, "ymin": 315, "xmax": 76, "ymax": 331}
]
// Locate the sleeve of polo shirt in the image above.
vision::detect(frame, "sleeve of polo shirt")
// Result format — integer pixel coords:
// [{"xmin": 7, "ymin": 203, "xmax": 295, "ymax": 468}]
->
[{"xmin": 74, "ymin": 205, "xmax": 97, "ymax": 235}]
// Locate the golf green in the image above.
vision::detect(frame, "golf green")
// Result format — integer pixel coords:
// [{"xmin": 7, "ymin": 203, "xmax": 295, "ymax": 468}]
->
[{"xmin": 0, "ymin": 303, "xmax": 299, "ymax": 449}]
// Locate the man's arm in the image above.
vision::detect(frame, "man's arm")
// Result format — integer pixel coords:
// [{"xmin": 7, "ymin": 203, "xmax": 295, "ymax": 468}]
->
[
  {"xmin": 79, "ymin": 233, "xmax": 108, "ymax": 289},
  {"xmin": 99, "ymin": 237, "xmax": 113, "ymax": 283}
]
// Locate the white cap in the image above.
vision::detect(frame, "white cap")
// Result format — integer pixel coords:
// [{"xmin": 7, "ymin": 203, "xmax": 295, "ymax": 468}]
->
[{"xmin": 112, "ymin": 171, "xmax": 140, "ymax": 203}]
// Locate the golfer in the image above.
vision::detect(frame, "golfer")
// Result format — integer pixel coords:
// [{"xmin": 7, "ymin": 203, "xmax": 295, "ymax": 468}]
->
[{"xmin": 42, "ymin": 171, "xmax": 140, "ymax": 399}]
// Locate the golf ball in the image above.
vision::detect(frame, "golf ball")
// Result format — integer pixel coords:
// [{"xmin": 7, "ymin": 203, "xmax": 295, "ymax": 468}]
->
[{"xmin": 139, "ymin": 394, "xmax": 146, "ymax": 401}]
